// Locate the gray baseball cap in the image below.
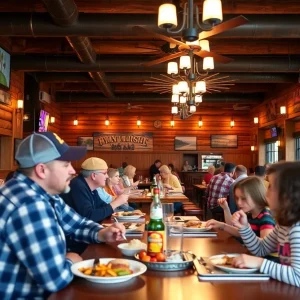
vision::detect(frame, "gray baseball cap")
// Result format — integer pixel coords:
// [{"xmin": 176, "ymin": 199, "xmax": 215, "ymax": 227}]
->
[{"xmin": 15, "ymin": 132, "xmax": 87, "ymax": 168}]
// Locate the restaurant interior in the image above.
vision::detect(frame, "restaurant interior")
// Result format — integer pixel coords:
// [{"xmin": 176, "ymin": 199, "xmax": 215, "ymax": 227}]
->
[{"xmin": 1, "ymin": 1, "xmax": 300, "ymax": 299}]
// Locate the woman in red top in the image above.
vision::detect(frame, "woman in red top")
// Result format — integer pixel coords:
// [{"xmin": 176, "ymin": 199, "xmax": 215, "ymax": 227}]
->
[{"xmin": 203, "ymin": 165, "xmax": 215, "ymax": 184}]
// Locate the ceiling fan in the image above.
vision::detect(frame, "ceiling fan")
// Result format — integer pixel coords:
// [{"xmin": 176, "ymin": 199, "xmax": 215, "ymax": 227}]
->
[{"xmin": 133, "ymin": 14, "xmax": 248, "ymax": 67}]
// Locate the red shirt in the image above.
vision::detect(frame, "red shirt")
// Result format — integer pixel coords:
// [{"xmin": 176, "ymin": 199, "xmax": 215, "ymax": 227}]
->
[{"xmin": 203, "ymin": 173, "xmax": 213, "ymax": 184}]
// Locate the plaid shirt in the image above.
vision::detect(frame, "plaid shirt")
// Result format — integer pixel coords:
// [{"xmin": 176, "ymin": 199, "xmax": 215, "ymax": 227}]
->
[
  {"xmin": 0, "ymin": 172, "xmax": 102, "ymax": 299},
  {"xmin": 206, "ymin": 172, "xmax": 235, "ymax": 209}
]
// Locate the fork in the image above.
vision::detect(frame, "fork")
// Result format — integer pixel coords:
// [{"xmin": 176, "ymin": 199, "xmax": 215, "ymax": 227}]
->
[
  {"xmin": 91, "ymin": 258, "xmax": 100, "ymax": 276},
  {"xmin": 198, "ymin": 257, "xmax": 214, "ymax": 274}
]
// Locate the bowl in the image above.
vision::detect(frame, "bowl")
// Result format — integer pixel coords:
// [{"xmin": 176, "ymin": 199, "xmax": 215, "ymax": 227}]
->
[{"xmin": 118, "ymin": 242, "xmax": 147, "ymax": 257}]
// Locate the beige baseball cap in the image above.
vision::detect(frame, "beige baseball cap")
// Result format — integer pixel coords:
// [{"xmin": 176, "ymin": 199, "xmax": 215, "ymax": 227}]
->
[{"xmin": 81, "ymin": 157, "xmax": 108, "ymax": 171}]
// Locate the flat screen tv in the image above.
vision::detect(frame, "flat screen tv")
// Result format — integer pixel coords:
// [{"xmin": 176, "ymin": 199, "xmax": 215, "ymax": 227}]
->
[
  {"xmin": 38, "ymin": 110, "xmax": 50, "ymax": 132},
  {"xmin": 270, "ymin": 126, "xmax": 278, "ymax": 138},
  {"xmin": 0, "ymin": 47, "xmax": 11, "ymax": 90}
]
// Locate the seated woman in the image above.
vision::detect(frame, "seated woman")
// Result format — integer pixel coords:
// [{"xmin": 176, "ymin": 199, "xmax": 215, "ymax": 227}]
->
[
  {"xmin": 182, "ymin": 160, "xmax": 193, "ymax": 172},
  {"xmin": 120, "ymin": 165, "xmax": 139, "ymax": 189},
  {"xmin": 168, "ymin": 163, "xmax": 185, "ymax": 193},
  {"xmin": 104, "ymin": 168, "xmax": 134, "ymax": 212},
  {"xmin": 206, "ymin": 176, "xmax": 275, "ymax": 240},
  {"xmin": 159, "ymin": 164, "xmax": 183, "ymax": 214},
  {"xmin": 203, "ymin": 164, "xmax": 215, "ymax": 185}
]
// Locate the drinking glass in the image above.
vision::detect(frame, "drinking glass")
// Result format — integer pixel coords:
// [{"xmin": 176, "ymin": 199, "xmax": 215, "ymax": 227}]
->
[
  {"xmin": 138, "ymin": 175, "xmax": 143, "ymax": 183},
  {"xmin": 145, "ymin": 177, "xmax": 149, "ymax": 183},
  {"xmin": 164, "ymin": 221, "xmax": 183, "ymax": 261},
  {"xmin": 162, "ymin": 203, "xmax": 174, "ymax": 222}
]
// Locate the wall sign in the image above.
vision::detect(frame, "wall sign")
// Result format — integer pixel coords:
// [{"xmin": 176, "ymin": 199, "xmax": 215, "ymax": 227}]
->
[
  {"xmin": 93, "ymin": 132, "xmax": 153, "ymax": 151},
  {"xmin": 0, "ymin": 89, "xmax": 11, "ymax": 105}
]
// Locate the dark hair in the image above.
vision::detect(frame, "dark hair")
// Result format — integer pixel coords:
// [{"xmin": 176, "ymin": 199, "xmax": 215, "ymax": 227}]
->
[
  {"xmin": 155, "ymin": 159, "xmax": 161, "ymax": 164},
  {"xmin": 255, "ymin": 165, "xmax": 266, "ymax": 176},
  {"xmin": 122, "ymin": 162, "xmax": 128, "ymax": 168},
  {"xmin": 168, "ymin": 163, "xmax": 175, "ymax": 172},
  {"xmin": 5, "ymin": 171, "xmax": 15, "ymax": 182},
  {"xmin": 224, "ymin": 162, "xmax": 236, "ymax": 173},
  {"xmin": 267, "ymin": 161, "xmax": 300, "ymax": 226},
  {"xmin": 234, "ymin": 177, "xmax": 268, "ymax": 211}
]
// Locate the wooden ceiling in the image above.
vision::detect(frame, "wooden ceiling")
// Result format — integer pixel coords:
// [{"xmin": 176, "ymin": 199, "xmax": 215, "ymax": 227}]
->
[{"xmin": 1, "ymin": 0, "xmax": 300, "ymax": 115}]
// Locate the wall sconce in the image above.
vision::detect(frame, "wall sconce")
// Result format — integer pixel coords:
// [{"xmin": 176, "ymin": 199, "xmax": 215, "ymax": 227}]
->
[
  {"xmin": 276, "ymin": 140, "xmax": 281, "ymax": 147},
  {"xmin": 253, "ymin": 117, "xmax": 259, "ymax": 124},
  {"xmin": 105, "ymin": 116, "xmax": 110, "ymax": 126},
  {"xmin": 170, "ymin": 116, "xmax": 175, "ymax": 127},
  {"xmin": 280, "ymin": 106, "xmax": 286, "ymax": 115},
  {"xmin": 230, "ymin": 117, "xmax": 235, "ymax": 128},
  {"xmin": 17, "ymin": 99, "xmax": 24, "ymax": 110},
  {"xmin": 198, "ymin": 117, "xmax": 203, "ymax": 128},
  {"xmin": 251, "ymin": 145, "xmax": 255, "ymax": 151},
  {"xmin": 23, "ymin": 113, "xmax": 30, "ymax": 121},
  {"xmin": 137, "ymin": 118, "xmax": 141, "ymax": 128},
  {"xmin": 73, "ymin": 118, "xmax": 78, "ymax": 126},
  {"xmin": 50, "ymin": 116, "xmax": 55, "ymax": 124}
]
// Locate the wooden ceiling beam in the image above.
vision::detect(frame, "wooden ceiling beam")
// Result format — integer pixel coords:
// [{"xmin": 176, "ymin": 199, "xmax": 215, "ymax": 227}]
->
[{"xmin": 1, "ymin": 1, "xmax": 300, "ymax": 14}]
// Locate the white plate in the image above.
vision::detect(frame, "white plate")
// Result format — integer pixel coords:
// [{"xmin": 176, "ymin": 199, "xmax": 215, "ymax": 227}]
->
[
  {"xmin": 209, "ymin": 254, "xmax": 259, "ymax": 274},
  {"xmin": 183, "ymin": 221, "xmax": 212, "ymax": 232},
  {"xmin": 112, "ymin": 211, "xmax": 146, "ymax": 220},
  {"xmin": 71, "ymin": 258, "xmax": 147, "ymax": 283}
]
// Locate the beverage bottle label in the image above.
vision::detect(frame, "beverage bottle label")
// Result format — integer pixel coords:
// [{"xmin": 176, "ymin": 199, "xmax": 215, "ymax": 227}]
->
[
  {"xmin": 147, "ymin": 231, "xmax": 164, "ymax": 256},
  {"xmin": 150, "ymin": 207, "xmax": 163, "ymax": 219}
]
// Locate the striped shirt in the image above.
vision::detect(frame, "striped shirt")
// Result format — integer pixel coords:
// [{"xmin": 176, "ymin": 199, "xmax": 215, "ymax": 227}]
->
[
  {"xmin": 0, "ymin": 172, "xmax": 103, "ymax": 299},
  {"xmin": 239, "ymin": 223, "xmax": 300, "ymax": 286},
  {"xmin": 206, "ymin": 172, "xmax": 235, "ymax": 209},
  {"xmin": 248, "ymin": 208, "xmax": 275, "ymax": 236}
]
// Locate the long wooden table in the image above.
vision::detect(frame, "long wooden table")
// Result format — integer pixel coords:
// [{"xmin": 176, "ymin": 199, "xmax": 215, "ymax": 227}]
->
[{"xmin": 49, "ymin": 231, "xmax": 300, "ymax": 300}]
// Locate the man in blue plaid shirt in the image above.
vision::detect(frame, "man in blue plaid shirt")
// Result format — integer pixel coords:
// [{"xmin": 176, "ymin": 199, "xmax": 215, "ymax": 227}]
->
[{"xmin": 0, "ymin": 132, "xmax": 126, "ymax": 299}]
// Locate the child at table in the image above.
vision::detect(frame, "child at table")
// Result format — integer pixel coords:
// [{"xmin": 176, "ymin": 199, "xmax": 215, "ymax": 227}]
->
[
  {"xmin": 231, "ymin": 161, "xmax": 300, "ymax": 287},
  {"xmin": 206, "ymin": 176, "xmax": 275, "ymax": 239}
]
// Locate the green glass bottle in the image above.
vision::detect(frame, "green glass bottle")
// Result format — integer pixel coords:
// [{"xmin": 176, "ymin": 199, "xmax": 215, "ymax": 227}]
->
[{"xmin": 147, "ymin": 188, "xmax": 165, "ymax": 257}]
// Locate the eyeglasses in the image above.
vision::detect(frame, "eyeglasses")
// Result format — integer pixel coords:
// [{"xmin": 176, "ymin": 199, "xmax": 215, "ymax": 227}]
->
[{"xmin": 94, "ymin": 171, "xmax": 108, "ymax": 176}]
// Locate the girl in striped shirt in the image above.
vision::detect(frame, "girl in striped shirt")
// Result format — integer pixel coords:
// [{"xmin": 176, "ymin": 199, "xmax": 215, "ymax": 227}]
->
[
  {"xmin": 232, "ymin": 162, "xmax": 300, "ymax": 287},
  {"xmin": 206, "ymin": 176, "xmax": 275, "ymax": 239}
]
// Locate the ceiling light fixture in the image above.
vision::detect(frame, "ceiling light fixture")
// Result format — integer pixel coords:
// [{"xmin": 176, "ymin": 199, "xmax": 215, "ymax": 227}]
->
[
  {"xmin": 105, "ymin": 116, "xmax": 110, "ymax": 126},
  {"xmin": 158, "ymin": 0, "xmax": 223, "ymax": 42}
]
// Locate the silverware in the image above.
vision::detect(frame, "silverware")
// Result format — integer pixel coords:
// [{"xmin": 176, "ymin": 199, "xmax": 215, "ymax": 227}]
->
[
  {"xmin": 113, "ymin": 217, "xmax": 127, "ymax": 240},
  {"xmin": 199, "ymin": 256, "xmax": 214, "ymax": 274},
  {"xmin": 91, "ymin": 258, "xmax": 100, "ymax": 276}
]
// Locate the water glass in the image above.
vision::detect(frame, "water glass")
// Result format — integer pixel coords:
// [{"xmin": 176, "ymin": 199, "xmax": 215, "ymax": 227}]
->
[
  {"xmin": 164, "ymin": 221, "xmax": 183, "ymax": 260},
  {"xmin": 162, "ymin": 203, "xmax": 174, "ymax": 222},
  {"xmin": 145, "ymin": 177, "xmax": 149, "ymax": 183},
  {"xmin": 138, "ymin": 175, "xmax": 143, "ymax": 183}
]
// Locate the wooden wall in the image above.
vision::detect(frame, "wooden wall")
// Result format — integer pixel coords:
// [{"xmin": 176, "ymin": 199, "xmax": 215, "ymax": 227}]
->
[
  {"xmin": 59, "ymin": 102, "xmax": 253, "ymax": 173},
  {"xmin": 0, "ymin": 37, "xmax": 24, "ymax": 179}
]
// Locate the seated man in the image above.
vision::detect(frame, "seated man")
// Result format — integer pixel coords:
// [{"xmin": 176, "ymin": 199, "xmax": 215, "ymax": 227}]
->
[
  {"xmin": 0, "ymin": 132, "xmax": 125, "ymax": 299},
  {"xmin": 61, "ymin": 157, "xmax": 128, "ymax": 253}
]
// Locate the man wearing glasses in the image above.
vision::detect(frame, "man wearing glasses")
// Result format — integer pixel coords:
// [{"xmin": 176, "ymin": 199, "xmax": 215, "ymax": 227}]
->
[{"xmin": 61, "ymin": 157, "xmax": 129, "ymax": 253}]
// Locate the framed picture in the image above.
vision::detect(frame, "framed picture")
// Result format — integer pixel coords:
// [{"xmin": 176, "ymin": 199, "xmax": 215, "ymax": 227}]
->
[
  {"xmin": 211, "ymin": 135, "xmax": 238, "ymax": 148},
  {"xmin": 174, "ymin": 136, "xmax": 197, "ymax": 151},
  {"xmin": 77, "ymin": 136, "xmax": 94, "ymax": 150}
]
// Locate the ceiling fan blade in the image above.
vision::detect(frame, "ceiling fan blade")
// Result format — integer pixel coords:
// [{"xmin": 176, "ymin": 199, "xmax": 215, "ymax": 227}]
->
[
  {"xmin": 199, "ymin": 16, "xmax": 248, "ymax": 40},
  {"xmin": 143, "ymin": 52, "xmax": 185, "ymax": 67},
  {"xmin": 133, "ymin": 26, "xmax": 187, "ymax": 47},
  {"xmin": 194, "ymin": 50, "xmax": 233, "ymax": 63}
]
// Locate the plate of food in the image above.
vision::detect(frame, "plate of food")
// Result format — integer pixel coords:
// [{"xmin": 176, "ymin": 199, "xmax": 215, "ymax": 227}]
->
[
  {"xmin": 183, "ymin": 221, "xmax": 212, "ymax": 232},
  {"xmin": 209, "ymin": 254, "xmax": 259, "ymax": 274},
  {"xmin": 112, "ymin": 210, "xmax": 146, "ymax": 220},
  {"xmin": 71, "ymin": 258, "xmax": 147, "ymax": 283},
  {"xmin": 134, "ymin": 252, "xmax": 196, "ymax": 271}
]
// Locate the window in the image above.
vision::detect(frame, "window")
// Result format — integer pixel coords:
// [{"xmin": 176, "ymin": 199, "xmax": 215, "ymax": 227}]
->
[
  {"xmin": 296, "ymin": 137, "xmax": 300, "ymax": 161},
  {"xmin": 265, "ymin": 142, "xmax": 278, "ymax": 163}
]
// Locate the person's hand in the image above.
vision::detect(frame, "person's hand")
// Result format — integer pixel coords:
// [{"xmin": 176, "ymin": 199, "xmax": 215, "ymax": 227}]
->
[
  {"xmin": 206, "ymin": 219, "xmax": 224, "ymax": 229},
  {"xmin": 218, "ymin": 197, "xmax": 229, "ymax": 209},
  {"xmin": 98, "ymin": 223, "xmax": 126, "ymax": 242},
  {"xmin": 163, "ymin": 183, "xmax": 172, "ymax": 189},
  {"xmin": 66, "ymin": 252, "xmax": 83, "ymax": 264},
  {"xmin": 232, "ymin": 254, "xmax": 264, "ymax": 269},
  {"xmin": 132, "ymin": 180, "xmax": 139, "ymax": 187},
  {"xmin": 232, "ymin": 210, "xmax": 248, "ymax": 229},
  {"xmin": 111, "ymin": 193, "xmax": 129, "ymax": 209}
]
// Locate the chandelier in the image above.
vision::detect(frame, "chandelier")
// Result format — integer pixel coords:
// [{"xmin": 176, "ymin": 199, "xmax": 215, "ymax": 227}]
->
[
  {"xmin": 144, "ymin": 52, "xmax": 234, "ymax": 120},
  {"xmin": 158, "ymin": 0, "xmax": 223, "ymax": 42}
]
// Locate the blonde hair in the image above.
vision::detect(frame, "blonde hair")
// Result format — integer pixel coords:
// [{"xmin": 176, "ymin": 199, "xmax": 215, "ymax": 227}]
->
[
  {"xmin": 233, "ymin": 176, "xmax": 267, "ymax": 210},
  {"xmin": 123, "ymin": 165, "xmax": 136, "ymax": 178},
  {"xmin": 159, "ymin": 164, "xmax": 171, "ymax": 174},
  {"xmin": 207, "ymin": 165, "xmax": 215, "ymax": 174}
]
